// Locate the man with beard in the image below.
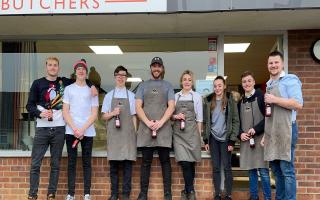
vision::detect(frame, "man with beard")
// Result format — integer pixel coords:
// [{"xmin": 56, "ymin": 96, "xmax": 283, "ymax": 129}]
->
[{"xmin": 135, "ymin": 57, "xmax": 175, "ymax": 200}]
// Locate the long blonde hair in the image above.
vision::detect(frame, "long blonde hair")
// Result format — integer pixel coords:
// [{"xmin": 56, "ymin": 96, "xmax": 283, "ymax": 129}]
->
[{"xmin": 210, "ymin": 76, "xmax": 227, "ymax": 112}]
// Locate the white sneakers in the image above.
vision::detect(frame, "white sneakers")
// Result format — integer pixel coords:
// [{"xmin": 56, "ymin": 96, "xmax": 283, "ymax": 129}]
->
[
  {"xmin": 65, "ymin": 194, "xmax": 75, "ymax": 200},
  {"xmin": 65, "ymin": 194, "xmax": 91, "ymax": 200},
  {"xmin": 84, "ymin": 194, "xmax": 91, "ymax": 200}
]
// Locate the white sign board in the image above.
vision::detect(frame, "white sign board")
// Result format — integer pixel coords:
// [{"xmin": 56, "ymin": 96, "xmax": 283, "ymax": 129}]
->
[{"xmin": 0, "ymin": 0, "xmax": 167, "ymax": 15}]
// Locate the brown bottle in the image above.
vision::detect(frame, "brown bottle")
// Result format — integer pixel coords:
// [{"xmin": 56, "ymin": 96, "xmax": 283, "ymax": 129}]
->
[
  {"xmin": 48, "ymin": 104, "xmax": 53, "ymax": 121},
  {"xmin": 152, "ymin": 120, "xmax": 157, "ymax": 139},
  {"xmin": 115, "ymin": 115, "xmax": 121, "ymax": 128},
  {"xmin": 249, "ymin": 136, "xmax": 255, "ymax": 149},
  {"xmin": 180, "ymin": 119, "xmax": 185, "ymax": 131},
  {"xmin": 265, "ymin": 103, "xmax": 272, "ymax": 117},
  {"xmin": 72, "ymin": 138, "xmax": 80, "ymax": 148}
]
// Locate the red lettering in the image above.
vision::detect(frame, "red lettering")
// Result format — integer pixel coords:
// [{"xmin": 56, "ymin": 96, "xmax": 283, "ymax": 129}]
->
[
  {"xmin": 69, "ymin": 0, "xmax": 76, "ymax": 9},
  {"xmin": 80, "ymin": 0, "xmax": 89, "ymax": 9},
  {"xmin": 2, "ymin": 0, "xmax": 9, "ymax": 10},
  {"xmin": 92, "ymin": 0, "xmax": 99, "ymax": 9},
  {"xmin": 54, "ymin": 0, "xmax": 65, "ymax": 9},
  {"xmin": 13, "ymin": 0, "xmax": 23, "ymax": 10},
  {"xmin": 40, "ymin": 0, "xmax": 50, "ymax": 9}
]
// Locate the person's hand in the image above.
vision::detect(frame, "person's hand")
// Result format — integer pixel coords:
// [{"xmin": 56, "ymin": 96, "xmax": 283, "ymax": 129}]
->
[
  {"xmin": 174, "ymin": 113, "xmax": 185, "ymax": 120},
  {"xmin": 248, "ymin": 128, "xmax": 256, "ymax": 136},
  {"xmin": 204, "ymin": 144, "xmax": 210, "ymax": 151},
  {"xmin": 264, "ymin": 93, "xmax": 277, "ymax": 104},
  {"xmin": 240, "ymin": 133, "xmax": 250, "ymax": 141},
  {"xmin": 90, "ymin": 85, "xmax": 98, "ymax": 97},
  {"xmin": 227, "ymin": 145, "xmax": 234, "ymax": 152},
  {"xmin": 146, "ymin": 120, "xmax": 156, "ymax": 130},
  {"xmin": 152, "ymin": 120, "xmax": 165, "ymax": 131},
  {"xmin": 73, "ymin": 129, "xmax": 81, "ymax": 138},
  {"xmin": 261, "ymin": 135, "xmax": 265, "ymax": 147},
  {"xmin": 40, "ymin": 110, "xmax": 53, "ymax": 119},
  {"xmin": 112, "ymin": 107, "xmax": 120, "ymax": 116}
]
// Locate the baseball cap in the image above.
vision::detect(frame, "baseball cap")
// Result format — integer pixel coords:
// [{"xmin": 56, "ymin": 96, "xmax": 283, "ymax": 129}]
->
[
  {"xmin": 150, "ymin": 57, "xmax": 163, "ymax": 66},
  {"xmin": 73, "ymin": 60, "xmax": 87, "ymax": 71}
]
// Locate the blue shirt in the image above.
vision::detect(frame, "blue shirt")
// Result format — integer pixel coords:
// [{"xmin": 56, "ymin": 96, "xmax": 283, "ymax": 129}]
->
[{"xmin": 266, "ymin": 71, "xmax": 303, "ymax": 121}]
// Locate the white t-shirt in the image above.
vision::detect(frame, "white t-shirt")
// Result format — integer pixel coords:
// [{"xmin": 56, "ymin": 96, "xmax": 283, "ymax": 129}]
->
[
  {"xmin": 101, "ymin": 87, "xmax": 136, "ymax": 115},
  {"xmin": 63, "ymin": 83, "xmax": 99, "ymax": 137}
]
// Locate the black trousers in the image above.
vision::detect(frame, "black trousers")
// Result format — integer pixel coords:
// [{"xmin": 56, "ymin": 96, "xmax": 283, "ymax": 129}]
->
[
  {"xmin": 209, "ymin": 135, "xmax": 233, "ymax": 196},
  {"xmin": 66, "ymin": 134, "xmax": 93, "ymax": 196},
  {"xmin": 139, "ymin": 147, "xmax": 172, "ymax": 195},
  {"xmin": 29, "ymin": 126, "xmax": 65, "ymax": 197},
  {"xmin": 179, "ymin": 161, "xmax": 196, "ymax": 193},
  {"xmin": 109, "ymin": 160, "xmax": 133, "ymax": 196}
]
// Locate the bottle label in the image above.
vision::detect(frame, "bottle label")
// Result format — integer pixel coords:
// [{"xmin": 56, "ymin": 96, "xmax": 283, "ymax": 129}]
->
[{"xmin": 249, "ymin": 138, "xmax": 255, "ymax": 145}]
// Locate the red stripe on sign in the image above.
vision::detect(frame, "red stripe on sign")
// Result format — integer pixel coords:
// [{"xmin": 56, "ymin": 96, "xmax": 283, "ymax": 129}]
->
[{"xmin": 105, "ymin": 0, "xmax": 147, "ymax": 2}]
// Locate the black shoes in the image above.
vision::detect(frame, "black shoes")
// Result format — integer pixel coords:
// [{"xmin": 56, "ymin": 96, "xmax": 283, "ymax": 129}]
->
[{"xmin": 108, "ymin": 195, "xmax": 118, "ymax": 200}]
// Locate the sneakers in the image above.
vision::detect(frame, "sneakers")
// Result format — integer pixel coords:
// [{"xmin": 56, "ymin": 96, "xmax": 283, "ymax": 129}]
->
[
  {"xmin": 27, "ymin": 195, "xmax": 37, "ymax": 200},
  {"xmin": 180, "ymin": 190, "xmax": 188, "ymax": 200},
  {"xmin": 83, "ymin": 194, "xmax": 91, "ymax": 200},
  {"xmin": 65, "ymin": 194, "xmax": 75, "ymax": 200},
  {"xmin": 188, "ymin": 190, "xmax": 196, "ymax": 200},
  {"xmin": 47, "ymin": 194, "xmax": 55, "ymax": 200},
  {"xmin": 225, "ymin": 196, "xmax": 232, "ymax": 200},
  {"xmin": 214, "ymin": 194, "xmax": 221, "ymax": 200}
]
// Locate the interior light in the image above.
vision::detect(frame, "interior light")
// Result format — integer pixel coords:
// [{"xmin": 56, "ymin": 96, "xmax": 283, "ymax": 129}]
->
[
  {"xmin": 89, "ymin": 46, "xmax": 123, "ymax": 54},
  {"xmin": 205, "ymin": 75, "xmax": 228, "ymax": 80},
  {"xmin": 224, "ymin": 43, "xmax": 250, "ymax": 53},
  {"xmin": 126, "ymin": 77, "xmax": 142, "ymax": 82}
]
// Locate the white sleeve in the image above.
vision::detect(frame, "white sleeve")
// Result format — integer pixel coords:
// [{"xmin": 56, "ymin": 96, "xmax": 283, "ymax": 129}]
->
[
  {"xmin": 63, "ymin": 86, "xmax": 70, "ymax": 104},
  {"xmin": 101, "ymin": 93, "xmax": 111, "ymax": 113},
  {"xmin": 195, "ymin": 93, "xmax": 203, "ymax": 122},
  {"xmin": 129, "ymin": 92, "xmax": 136, "ymax": 115},
  {"xmin": 91, "ymin": 96, "xmax": 99, "ymax": 107}
]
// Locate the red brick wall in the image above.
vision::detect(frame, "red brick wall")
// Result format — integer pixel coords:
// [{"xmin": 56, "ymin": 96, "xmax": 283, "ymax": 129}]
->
[{"xmin": 288, "ymin": 29, "xmax": 320, "ymax": 200}]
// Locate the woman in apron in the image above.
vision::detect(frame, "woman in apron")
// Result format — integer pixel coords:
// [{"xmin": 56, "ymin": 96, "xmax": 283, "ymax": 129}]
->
[
  {"xmin": 172, "ymin": 70, "xmax": 203, "ymax": 200},
  {"xmin": 203, "ymin": 76, "xmax": 239, "ymax": 200},
  {"xmin": 238, "ymin": 71, "xmax": 271, "ymax": 200},
  {"xmin": 101, "ymin": 66, "xmax": 137, "ymax": 200}
]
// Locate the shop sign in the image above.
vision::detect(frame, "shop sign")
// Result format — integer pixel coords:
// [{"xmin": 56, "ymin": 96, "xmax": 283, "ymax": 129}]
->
[{"xmin": 0, "ymin": 0, "xmax": 167, "ymax": 15}]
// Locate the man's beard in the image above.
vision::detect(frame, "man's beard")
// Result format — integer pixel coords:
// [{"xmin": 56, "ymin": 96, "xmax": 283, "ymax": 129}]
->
[{"xmin": 151, "ymin": 71, "xmax": 163, "ymax": 79}]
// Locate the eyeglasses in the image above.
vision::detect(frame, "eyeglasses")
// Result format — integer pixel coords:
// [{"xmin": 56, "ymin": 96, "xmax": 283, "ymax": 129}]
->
[{"xmin": 114, "ymin": 73, "xmax": 127, "ymax": 77}]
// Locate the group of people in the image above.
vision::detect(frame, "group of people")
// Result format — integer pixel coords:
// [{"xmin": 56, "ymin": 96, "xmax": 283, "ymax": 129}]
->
[{"xmin": 26, "ymin": 50, "xmax": 303, "ymax": 200}]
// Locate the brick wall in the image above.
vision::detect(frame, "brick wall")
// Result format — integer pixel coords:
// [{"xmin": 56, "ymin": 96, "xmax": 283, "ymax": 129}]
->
[{"xmin": 288, "ymin": 29, "xmax": 320, "ymax": 200}]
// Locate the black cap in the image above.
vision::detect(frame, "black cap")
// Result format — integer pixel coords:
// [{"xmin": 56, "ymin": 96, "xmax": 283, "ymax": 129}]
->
[{"xmin": 150, "ymin": 57, "xmax": 163, "ymax": 66}]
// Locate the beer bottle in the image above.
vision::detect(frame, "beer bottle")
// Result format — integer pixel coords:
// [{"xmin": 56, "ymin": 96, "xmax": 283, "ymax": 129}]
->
[
  {"xmin": 115, "ymin": 115, "xmax": 121, "ymax": 128},
  {"xmin": 249, "ymin": 135, "xmax": 255, "ymax": 149},
  {"xmin": 265, "ymin": 103, "xmax": 272, "ymax": 117},
  {"xmin": 152, "ymin": 120, "xmax": 157, "ymax": 139},
  {"xmin": 180, "ymin": 119, "xmax": 185, "ymax": 131},
  {"xmin": 48, "ymin": 104, "xmax": 53, "ymax": 121}
]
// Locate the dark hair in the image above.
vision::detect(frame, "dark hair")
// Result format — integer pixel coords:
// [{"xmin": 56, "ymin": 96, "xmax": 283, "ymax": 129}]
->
[
  {"xmin": 269, "ymin": 51, "xmax": 284, "ymax": 61},
  {"xmin": 114, "ymin": 65, "xmax": 128, "ymax": 76},
  {"xmin": 241, "ymin": 71, "xmax": 255, "ymax": 80},
  {"xmin": 211, "ymin": 76, "xmax": 227, "ymax": 111}
]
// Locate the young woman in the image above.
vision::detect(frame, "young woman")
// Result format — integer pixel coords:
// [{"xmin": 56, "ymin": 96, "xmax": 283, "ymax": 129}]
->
[
  {"xmin": 172, "ymin": 70, "xmax": 203, "ymax": 200},
  {"xmin": 238, "ymin": 71, "xmax": 271, "ymax": 200},
  {"xmin": 203, "ymin": 76, "xmax": 239, "ymax": 200}
]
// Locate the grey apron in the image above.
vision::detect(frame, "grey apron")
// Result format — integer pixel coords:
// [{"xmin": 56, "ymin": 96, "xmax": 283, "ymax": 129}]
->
[
  {"xmin": 137, "ymin": 81, "xmax": 173, "ymax": 148},
  {"xmin": 173, "ymin": 95, "xmax": 201, "ymax": 162},
  {"xmin": 107, "ymin": 89, "xmax": 137, "ymax": 161},
  {"xmin": 264, "ymin": 81, "xmax": 292, "ymax": 162},
  {"xmin": 239, "ymin": 97, "xmax": 268, "ymax": 170}
]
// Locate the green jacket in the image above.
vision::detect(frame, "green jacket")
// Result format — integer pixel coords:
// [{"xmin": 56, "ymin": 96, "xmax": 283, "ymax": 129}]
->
[{"xmin": 203, "ymin": 92, "xmax": 240, "ymax": 146}]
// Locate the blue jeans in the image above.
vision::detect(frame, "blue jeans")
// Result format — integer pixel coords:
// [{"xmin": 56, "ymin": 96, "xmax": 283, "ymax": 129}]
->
[
  {"xmin": 270, "ymin": 122, "xmax": 298, "ymax": 200},
  {"xmin": 29, "ymin": 126, "xmax": 65, "ymax": 198},
  {"xmin": 249, "ymin": 168, "xmax": 271, "ymax": 200}
]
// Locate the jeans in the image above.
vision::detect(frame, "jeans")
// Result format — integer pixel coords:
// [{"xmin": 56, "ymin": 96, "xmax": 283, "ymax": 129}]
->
[
  {"xmin": 109, "ymin": 160, "xmax": 133, "ymax": 197},
  {"xmin": 209, "ymin": 135, "xmax": 233, "ymax": 196},
  {"xmin": 249, "ymin": 168, "xmax": 272, "ymax": 200},
  {"xmin": 66, "ymin": 134, "xmax": 93, "ymax": 196},
  {"xmin": 139, "ymin": 147, "xmax": 172, "ymax": 195},
  {"xmin": 179, "ymin": 161, "xmax": 196, "ymax": 193},
  {"xmin": 29, "ymin": 126, "xmax": 65, "ymax": 197},
  {"xmin": 270, "ymin": 122, "xmax": 298, "ymax": 200}
]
